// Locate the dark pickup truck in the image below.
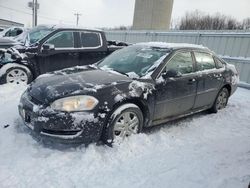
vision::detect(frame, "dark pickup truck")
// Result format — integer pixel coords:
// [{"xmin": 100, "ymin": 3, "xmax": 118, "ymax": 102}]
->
[{"xmin": 0, "ymin": 25, "xmax": 127, "ymax": 84}]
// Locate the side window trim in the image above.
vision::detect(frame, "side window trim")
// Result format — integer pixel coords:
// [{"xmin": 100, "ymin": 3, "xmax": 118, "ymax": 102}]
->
[
  {"xmin": 78, "ymin": 31, "xmax": 103, "ymax": 49},
  {"xmin": 42, "ymin": 30, "xmax": 75, "ymax": 50}
]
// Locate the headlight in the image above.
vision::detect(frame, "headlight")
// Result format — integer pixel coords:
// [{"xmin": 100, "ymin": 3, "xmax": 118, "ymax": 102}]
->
[{"xmin": 51, "ymin": 95, "xmax": 98, "ymax": 112}]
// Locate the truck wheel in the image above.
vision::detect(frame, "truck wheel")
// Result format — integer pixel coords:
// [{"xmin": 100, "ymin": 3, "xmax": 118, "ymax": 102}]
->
[
  {"xmin": 102, "ymin": 103, "xmax": 143, "ymax": 146},
  {"xmin": 4, "ymin": 67, "xmax": 32, "ymax": 84},
  {"xmin": 210, "ymin": 87, "xmax": 229, "ymax": 113}
]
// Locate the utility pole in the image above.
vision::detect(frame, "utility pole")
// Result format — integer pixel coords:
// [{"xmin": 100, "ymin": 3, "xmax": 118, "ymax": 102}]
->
[
  {"xmin": 28, "ymin": 0, "xmax": 39, "ymax": 27},
  {"xmin": 34, "ymin": 0, "xmax": 38, "ymax": 26},
  {"xmin": 74, "ymin": 13, "xmax": 82, "ymax": 26}
]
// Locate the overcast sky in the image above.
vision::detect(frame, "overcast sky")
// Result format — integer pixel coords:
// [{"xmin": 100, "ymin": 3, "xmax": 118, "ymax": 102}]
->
[{"xmin": 0, "ymin": 0, "xmax": 249, "ymax": 28}]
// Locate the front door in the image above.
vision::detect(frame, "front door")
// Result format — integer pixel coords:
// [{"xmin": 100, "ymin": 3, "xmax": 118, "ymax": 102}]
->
[
  {"xmin": 37, "ymin": 31, "xmax": 79, "ymax": 74},
  {"xmin": 153, "ymin": 51, "xmax": 197, "ymax": 122}
]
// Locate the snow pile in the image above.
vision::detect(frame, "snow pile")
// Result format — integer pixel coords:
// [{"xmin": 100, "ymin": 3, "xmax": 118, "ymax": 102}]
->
[
  {"xmin": 71, "ymin": 112, "xmax": 98, "ymax": 127},
  {"xmin": 0, "ymin": 83, "xmax": 249, "ymax": 188},
  {"xmin": 129, "ymin": 80, "xmax": 155, "ymax": 99}
]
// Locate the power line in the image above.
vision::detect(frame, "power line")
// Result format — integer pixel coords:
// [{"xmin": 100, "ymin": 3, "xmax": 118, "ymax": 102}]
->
[
  {"xmin": 0, "ymin": 4, "xmax": 74, "ymax": 25},
  {"xmin": 0, "ymin": 4, "xmax": 31, "ymax": 15},
  {"xmin": 39, "ymin": 14, "xmax": 74, "ymax": 24}
]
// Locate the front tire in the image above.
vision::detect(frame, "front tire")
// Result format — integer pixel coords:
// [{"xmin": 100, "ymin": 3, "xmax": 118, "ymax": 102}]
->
[
  {"xmin": 210, "ymin": 87, "xmax": 229, "ymax": 113},
  {"xmin": 102, "ymin": 103, "xmax": 143, "ymax": 145},
  {"xmin": 4, "ymin": 67, "xmax": 32, "ymax": 84}
]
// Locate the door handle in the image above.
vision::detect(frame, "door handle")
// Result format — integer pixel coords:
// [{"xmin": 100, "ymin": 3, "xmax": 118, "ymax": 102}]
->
[
  {"xmin": 188, "ymin": 78, "xmax": 196, "ymax": 84},
  {"xmin": 69, "ymin": 52, "xmax": 79, "ymax": 57}
]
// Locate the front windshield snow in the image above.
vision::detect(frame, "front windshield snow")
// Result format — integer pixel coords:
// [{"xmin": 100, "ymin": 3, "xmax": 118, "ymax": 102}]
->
[
  {"xmin": 97, "ymin": 45, "xmax": 169, "ymax": 77},
  {"xmin": 28, "ymin": 26, "xmax": 55, "ymax": 44}
]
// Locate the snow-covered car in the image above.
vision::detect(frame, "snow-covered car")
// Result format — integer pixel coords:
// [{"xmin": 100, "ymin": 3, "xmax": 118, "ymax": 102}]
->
[
  {"xmin": 18, "ymin": 42, "xmax": 239, "ymax": 145},
  {"xmin": 0, "ymin": 27, "xmax": 26, "ymax": 39},
  {"xmin": 0, "ymin": 25, "xmax": 50, "ymax": 49}
]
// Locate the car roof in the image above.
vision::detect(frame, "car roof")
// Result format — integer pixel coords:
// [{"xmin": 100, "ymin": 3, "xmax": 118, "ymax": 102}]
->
[
  {"xmin": 135, "ymin": 42, "xmax": 210, "ymax": 51},
  {"xmin": 36, "ymin": 24, "xmax": 103, "ymax": 32}
]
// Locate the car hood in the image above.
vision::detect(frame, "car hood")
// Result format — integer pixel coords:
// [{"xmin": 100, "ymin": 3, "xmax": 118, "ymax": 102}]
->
[{"xmin": 28, "ymin": 66, "xmax": 132, "ymax": 103}]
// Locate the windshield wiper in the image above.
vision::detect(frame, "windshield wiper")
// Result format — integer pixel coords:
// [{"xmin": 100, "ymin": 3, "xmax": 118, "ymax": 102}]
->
[
  {"xmin": 112, "ymin": 69, "xmax": 130, "ymax": 77},
  {"xmin": 98, "ymin": 66, "xmax": 130, "ymax": 77}
]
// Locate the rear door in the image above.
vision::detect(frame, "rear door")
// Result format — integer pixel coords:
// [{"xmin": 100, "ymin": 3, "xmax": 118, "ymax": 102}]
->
[
  {"xmin": 193, "ymin": 51, "xmax": 224, "ymax": 109},
  {"xmin": 37, "ymin": 30, "xmax": 79, "ymax": 74},
  {"xmin": 153, "ymin": 51, "xmax": 197, "ymax": 121},
  {"xmin": 78, "ymin": 31, "xmax": 107, "ymax": 66}
]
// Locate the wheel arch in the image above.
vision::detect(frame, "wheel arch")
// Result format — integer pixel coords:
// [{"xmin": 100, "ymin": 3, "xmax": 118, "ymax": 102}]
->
[
  {"xmin": 105, "ymin": 97, "xmax": 151, "ymax": 128},
  {"xmin": 121, "ymin": 98, "xmax": 150, "ymax": 127},
  {"xmin": 222, "ymin": 84, "xmax": 232, "ymax": 96}
]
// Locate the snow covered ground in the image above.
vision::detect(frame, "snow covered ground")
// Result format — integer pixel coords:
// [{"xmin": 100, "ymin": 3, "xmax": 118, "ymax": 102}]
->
[{"xmin": 0, "ymin": 84, "xmax": 249, "ymax": 188}]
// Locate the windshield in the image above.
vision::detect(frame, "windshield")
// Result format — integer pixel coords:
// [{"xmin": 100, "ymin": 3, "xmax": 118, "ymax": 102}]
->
[
  {"xmin": 6, "ymin": 26, "xmax": 54, "ymax": 45},
  {"xmin": 97, "ymin": 45, "xmax": 169, "ymax": 77},
  {"xmin": 28, "ymin": 25, "xmax": 55, "ymax": 44}
]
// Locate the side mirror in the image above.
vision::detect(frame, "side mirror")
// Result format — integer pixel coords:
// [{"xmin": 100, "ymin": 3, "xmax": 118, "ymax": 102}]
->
[
  {"xmin": 42, "ymin": 44, "xmax": 55, "ymax": 52},
  {"xmin": 162, "ymin": 69, "xmax": 180, "ymax": 79}
]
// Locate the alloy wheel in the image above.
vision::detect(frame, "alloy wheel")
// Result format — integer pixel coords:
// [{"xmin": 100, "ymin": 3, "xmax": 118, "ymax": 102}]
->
[
  {"xmin": 6, "ymin": 69, "xmax": 28, "ymax": 84},
  {"xmin": 113, "ymin": 111, "xmax": 140, "ymax": 139},
  {"xmin": 216, "ymin": 89, "xmax": 228, "ymax": 110}
]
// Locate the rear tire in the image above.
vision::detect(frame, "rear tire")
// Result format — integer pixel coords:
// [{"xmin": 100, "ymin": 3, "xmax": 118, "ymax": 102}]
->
[
  {"xmin": 4, "ymin": 67, "xmax": 32, "ymax": 84},
  {"xmin": 210, "ymin": 87, "xmax": 229, "ymax": 113},
  {"xmin": 102, "ymin": 103, "xmax": 143, "ymax": 146}
]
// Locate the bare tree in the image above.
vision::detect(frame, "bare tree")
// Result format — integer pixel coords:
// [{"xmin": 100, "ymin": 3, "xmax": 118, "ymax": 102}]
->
[
  {"xmin": 177, "ymin": 10, "xmax": 246, "ymax": 30},
  {"xmin": 242, "ymin": 18, "xmax": 250, "ymax": 30}
]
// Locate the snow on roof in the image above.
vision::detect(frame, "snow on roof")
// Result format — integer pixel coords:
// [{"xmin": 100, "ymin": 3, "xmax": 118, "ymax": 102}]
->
[
  {"xmin": 135, "ymin": 42, "xmax": 208, "ymax": 50},
  {"xmin": 51, "ymin": 24, "xmax": 102, "ymax": 32},
  {"xmin": 31, "ymin": 24, "xmax": 102, "ymax": 32}
]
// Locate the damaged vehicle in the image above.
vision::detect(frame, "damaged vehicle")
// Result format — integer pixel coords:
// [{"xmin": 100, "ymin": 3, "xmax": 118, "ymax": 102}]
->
[
  {"xmin": 0, "ymin": 26, "xmax": 26, "ymax": 39},
  {"xmin": 0, "ymin": 25, "xmax": 127, "ymax": 84},
  {"xmin": 18, "ymin": 42, "xmax": 239, "ymax": 145}
]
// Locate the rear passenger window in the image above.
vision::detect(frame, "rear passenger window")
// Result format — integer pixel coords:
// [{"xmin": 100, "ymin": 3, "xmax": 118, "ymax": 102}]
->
[
  {"xmin": 194, "ymin": 52, "xmax": 216, "ymax": 71},
  {"xmin": 81, "ymin": 32, "xmax": 101, "ymax": 48},
  {"xmin": 165, "ymin": 52, "xmax": 194, "ymax": 74},
  {"xmin": 46, "ymin": 31, "xmax": 74, "ymax": 48}
]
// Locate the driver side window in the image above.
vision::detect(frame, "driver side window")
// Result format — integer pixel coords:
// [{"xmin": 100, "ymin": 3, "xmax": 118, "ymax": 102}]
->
[
  {"xmin": 45, "ymin": 31, "xmax": 74, "ymax": 48},
  {"xmin": 164, "ymin": 51, "xmax": 194, "ymax": 75}
]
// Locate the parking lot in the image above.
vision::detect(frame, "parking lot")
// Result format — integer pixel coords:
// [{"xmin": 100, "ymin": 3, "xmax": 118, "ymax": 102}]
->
[{"xmin": 0, "ymin": 83, "xmax": 249, "ymax": 188}]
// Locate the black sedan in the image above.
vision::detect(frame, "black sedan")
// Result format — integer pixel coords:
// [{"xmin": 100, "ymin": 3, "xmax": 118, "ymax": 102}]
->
[{"xmin": 18, "ymin": 42, "xmax": 239, "ymax": 145}]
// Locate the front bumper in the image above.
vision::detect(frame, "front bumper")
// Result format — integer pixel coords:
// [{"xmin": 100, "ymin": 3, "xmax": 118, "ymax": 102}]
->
[{"xmin": 18, "ymin": 92, "xmax": 105, "ymax": 144}]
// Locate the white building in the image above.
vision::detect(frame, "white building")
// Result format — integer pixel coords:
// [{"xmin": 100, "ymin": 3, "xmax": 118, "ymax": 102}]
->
[{"xmin": 132, "ymin": 0, "xmax": 174, "ymax": 30}]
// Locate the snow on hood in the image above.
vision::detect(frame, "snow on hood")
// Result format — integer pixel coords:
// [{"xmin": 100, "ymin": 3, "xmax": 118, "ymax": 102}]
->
[
  {"xmin": 6, "ymin": 47, "xmax": 27, "ymax": 59},
  {"xmin": 28, "ymin": 67, "xmax": 132, "ymax": 103}
]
